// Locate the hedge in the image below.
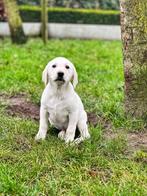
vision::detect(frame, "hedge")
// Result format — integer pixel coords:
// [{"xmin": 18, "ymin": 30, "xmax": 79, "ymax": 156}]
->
[{"xmin": 19, "ymin": 6, "xmax": 120, "ymax": 25}]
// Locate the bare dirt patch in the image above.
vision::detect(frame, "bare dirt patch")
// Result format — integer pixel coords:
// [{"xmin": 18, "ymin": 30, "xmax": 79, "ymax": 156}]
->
[
  {"xmin": 87, "ymin": 112, "xmax": 100, "ymax": 127},
  {"xmin": 127, "ymin": 132, "xmax": 147, "ymax": 153},
  {"xmin": 0, "ymin": 93, "xmax": 39, "ymax": 121},
  {"xmin": 87, "ymin": 112, "xmax": 112, "ymax": 129},
  {"xmin": 104, "ymin": 129, "xmax": 147, "ymax": 156},
  {"xmin": 7, "ymin": 97, "xmax": 40, "ymax": 121}
]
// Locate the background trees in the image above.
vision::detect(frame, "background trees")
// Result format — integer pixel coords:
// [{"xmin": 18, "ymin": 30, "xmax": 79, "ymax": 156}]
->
[
  {"xmin": 4, "ymin": 0, "xmax": 27, "ymax": 44},
  {"xmin": 41, "ymin": 0, "xmax": 48, "ymax": 44},
  {"xmin": 120, "ymin": 0, "xmax": 147, "ymax": 117}
]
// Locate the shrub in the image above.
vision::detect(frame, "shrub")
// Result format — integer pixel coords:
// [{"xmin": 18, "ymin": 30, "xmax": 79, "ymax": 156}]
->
[{"xmin": 19, "ymin": 6, "xmax": 120, "ymax": 25}]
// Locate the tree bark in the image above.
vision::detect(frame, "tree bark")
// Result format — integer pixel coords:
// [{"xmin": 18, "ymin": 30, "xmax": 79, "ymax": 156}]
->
[
  {"xmin": 3, "ymin": 0, "xmax": 27, "ymax": 44},
  {"xmin": 41, "ymin": 0, "xmax": 48, "ymax": 44},
  {"xmin": 120, "ymin": 0, "xmax": 147, "ymax": 118}
]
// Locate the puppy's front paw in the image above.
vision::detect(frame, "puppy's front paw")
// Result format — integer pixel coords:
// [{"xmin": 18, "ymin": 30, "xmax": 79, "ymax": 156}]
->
[
  {"xmin": 83, "ymin": 132, "xmax": 91, "ymax": 139},
  {"xmin": 35, "ymin": 131, "xmax": 46, "ymax": 141},
  {"xmin": 64, "ymin": 133, "xmax": 74, "ymax": 143},
  {"xmin": 81, "ymin": 130, "xmax": 91, "ymax": 139},
  {"xmin": 58, "ymin": 130, "xmax": 65, "ymax": 140}
]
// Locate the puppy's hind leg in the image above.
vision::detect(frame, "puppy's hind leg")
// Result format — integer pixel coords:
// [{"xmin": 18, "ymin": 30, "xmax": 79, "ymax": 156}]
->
[{"xmin": 74, "ymin": 118, "xmax": 90, "ymax": 144}]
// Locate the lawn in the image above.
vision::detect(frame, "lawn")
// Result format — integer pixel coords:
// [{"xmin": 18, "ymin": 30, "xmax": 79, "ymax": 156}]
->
[{"xmin": 0, "ymin": 39, "xmax": 147, "ymax": 195}]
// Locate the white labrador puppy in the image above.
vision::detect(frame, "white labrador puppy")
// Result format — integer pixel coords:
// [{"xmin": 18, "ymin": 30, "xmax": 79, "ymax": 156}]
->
[{"xmin": 35, "ymin": 57, "xmax": 90, "ymax": 143}]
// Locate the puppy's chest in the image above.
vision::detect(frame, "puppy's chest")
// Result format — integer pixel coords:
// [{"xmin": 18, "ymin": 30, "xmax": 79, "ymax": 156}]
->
[{"xmin": 46, "ymin": 96, "xmax": 69, "ymax": 118}]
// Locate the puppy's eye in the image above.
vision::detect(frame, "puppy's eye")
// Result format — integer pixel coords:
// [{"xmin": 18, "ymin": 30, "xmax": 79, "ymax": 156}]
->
[
  {"xmin": 65, "ymin": 65, "xmax": 70, "ymax": 69},
  {"xmin": 52, "ymin": 64, "xmax": 56, "ymax": 68}
]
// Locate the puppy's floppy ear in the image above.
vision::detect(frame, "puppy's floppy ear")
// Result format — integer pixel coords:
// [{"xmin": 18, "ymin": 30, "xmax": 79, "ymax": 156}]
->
[
  {"xmin": 72, "ymin": 66, "xmax": 78, "ymax": 88},
  {"xmin": 42, "ymin": 65, "xmax": 49, "ymax": 86}
]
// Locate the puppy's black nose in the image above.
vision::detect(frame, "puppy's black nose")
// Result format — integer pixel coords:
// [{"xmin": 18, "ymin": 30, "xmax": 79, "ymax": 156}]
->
[{"xmin": 58, "ymin": 72, "xmax": 64, "ymax": 77}]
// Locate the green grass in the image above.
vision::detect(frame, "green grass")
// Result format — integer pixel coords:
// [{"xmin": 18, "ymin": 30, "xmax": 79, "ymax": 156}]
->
[{"xmin": 0, "ymin": 39, "xmax": 147, "ymax": 195}]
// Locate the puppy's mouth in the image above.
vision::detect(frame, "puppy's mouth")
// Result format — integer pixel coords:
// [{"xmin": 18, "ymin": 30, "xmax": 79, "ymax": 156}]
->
[{"xmin": 55, "ymin": 77, "xmax": 65, "ymax": 82}]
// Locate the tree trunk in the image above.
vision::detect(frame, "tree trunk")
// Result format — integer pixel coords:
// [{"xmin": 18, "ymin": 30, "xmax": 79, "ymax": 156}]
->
[
  {"xmin": 41, "ymin": 0, "xmax": 48, "ymax": 44},
  {"xmin": 120, "ymin": 0, "xmax": 147, "ymax": 118},
  {"xmin": 3, "ymin": 0, "xmax": 27, "ymax": 44}
]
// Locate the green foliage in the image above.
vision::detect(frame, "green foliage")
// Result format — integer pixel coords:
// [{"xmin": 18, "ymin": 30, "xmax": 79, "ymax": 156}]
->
[{"xmin": 18, "ymin": 5, "xmax": 120, "ymax": 24}]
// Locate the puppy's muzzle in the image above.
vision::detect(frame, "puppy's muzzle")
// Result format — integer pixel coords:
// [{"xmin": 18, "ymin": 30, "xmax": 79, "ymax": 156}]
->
[{"xmin": 55, "ymin": 72, "xmax": 65, "ymax": 82}]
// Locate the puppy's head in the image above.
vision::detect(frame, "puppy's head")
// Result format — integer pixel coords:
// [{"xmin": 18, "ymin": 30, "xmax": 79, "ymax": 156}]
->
[{"xmin": 42, "ymin": 57, "xmax": 78, "ymax": 88}]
